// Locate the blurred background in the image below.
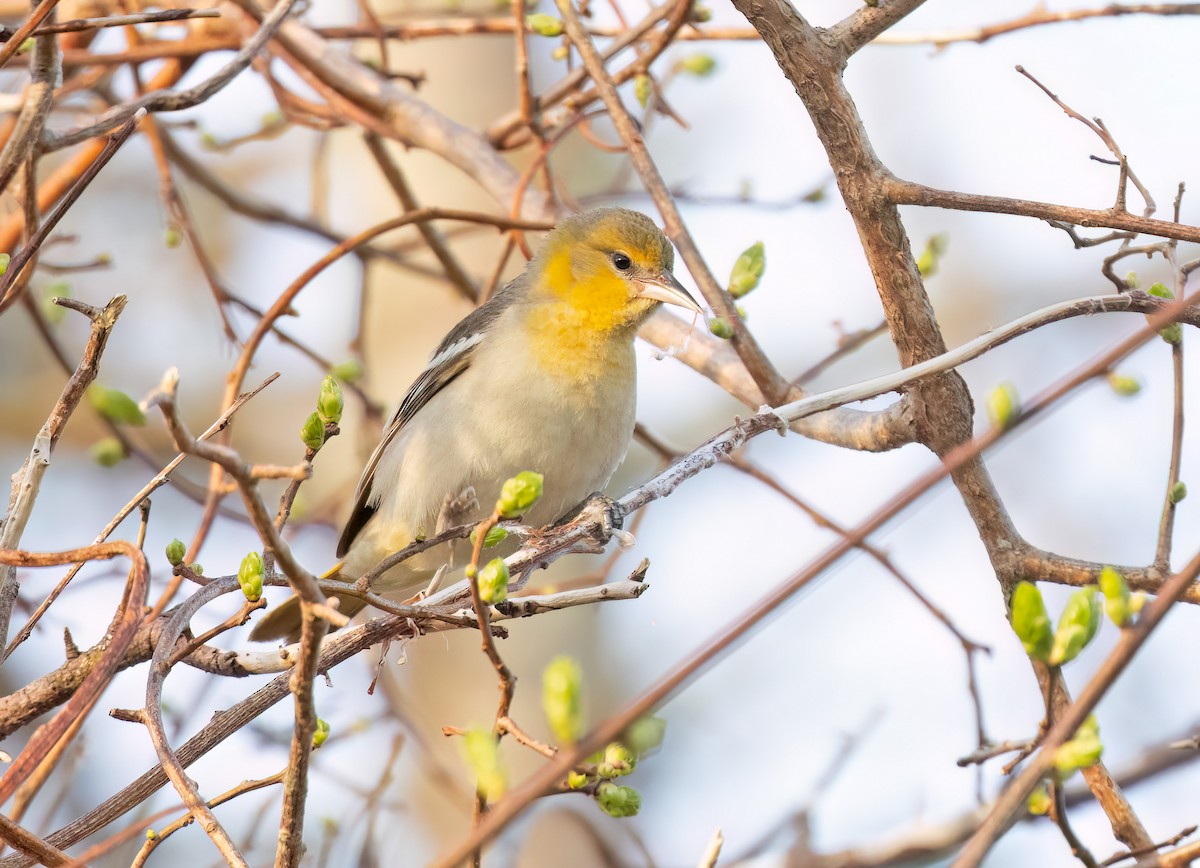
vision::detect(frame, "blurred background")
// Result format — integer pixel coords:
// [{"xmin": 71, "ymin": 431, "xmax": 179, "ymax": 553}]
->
[{"xmin": 1, "ymin": 0, "xmax": 1199, "ymax": 864}]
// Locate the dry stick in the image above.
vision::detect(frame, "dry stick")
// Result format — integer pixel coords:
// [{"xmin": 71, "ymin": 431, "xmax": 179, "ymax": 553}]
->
[
  {"xmin": 0, "ymin": 542, "xmax": 148, "ymax": 805},
  {"xmin": 33, "ymin": 7, "xmax": 220, "ymax": 34},
  {"xmin": 1155, "ymin": 342, "xmax": 1185, "ymax": 569},
  {"xmin": 0, "ymin": 295, "xmax": 127, "ymax": 651},
  {"xmin": 433, "ymin": 288, "xmax": 1200, "ymax": 866},
  {"xmin": 43, "ymin": 0, "xmax": 302, "ymax": 151},
  {"xmin": 0, "ymin": 111, "xmax": 142, "ymax": 311},
  {"xmin": 828, "ymin": 0, "xmax": 928, "ymax": 56},
  {"xmin": 0, "ymin": 0, "xmax": 60, "ymax": 69},
  {"xmin": 0, "ymin": 4, "xmax": 57, "ymax": 202},
  {"xmin": 0, "ymin": 813, "xmax": 69, "ymax": 866},
  {"xmin": 360, "ymin": 133, "xmax": 478, "ymax": 301}
]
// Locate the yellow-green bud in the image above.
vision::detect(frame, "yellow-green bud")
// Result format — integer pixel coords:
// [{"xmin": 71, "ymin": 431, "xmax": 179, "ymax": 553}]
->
[
  {"xmin": 237, "ymin": 551, "xmax": 264, "ymax": 602},
  {"xmin": 916, "ymin": 233, "xmax": 949, "ymax": 278},
  {"xmin": 1147, "ymin": 283, "xmax": 1183, "ymax": 344},
  {"xmin": 317, "ymin": 375, "xmax": 344, "ymax": 425},
  {"xmin": 1170, "ymin": 481, "xmax": 1187, "ymax": 504},
  {"xmin": 470, "ymin": 526, "xmax": 509, "ymax": 548},
  {"xmin": 526, "ymin": 13, "xmax": 563, "ymax": 35},
  {"xmin": 634, "ymin": 74, "xmax": 653, "ymax": 109},
  {"xmin": 462, "ymin": 727, "xmax": 506, "ymax": 801},
  {"xmin": 1106, "ymin": 371, "xmax": 1141, "ymax": 397},
  {"xmin": 189, "ymin": 562, "xmax": 204, "ymax": 576},
  {"xmin": 708, "ymin": 316, "xmax": 733, "ymax": 339},
  {"xmin": 43, "ymin": 282, "xmax": 70, "ymax": 324},
  {"xmin": 1010, "ymin": 581, "xmax": 1052, "ymax": 661},
  {"xmin": 1098, "ymin": 565, "xmax": 1132, "ymax": 628},
  {"xmin": 17, "ymin": 37, "xmax": 33, "ymax": 53},
  {"xmin": 542, "ymin": 655, "xmax": 583, "ymax": 745},
  {"xmin": 597, "ymin": 742, "xmax": 636, "ymax": 778},
  {"xmin": 551, "ymin": 45, "xmax": 569, "ymax": 61},
  {"xmin": 1054, "ymin": 714, "xmax": 1102, "ymax": 776},
  {"xmin": 1049, "ymin": 586, "xmax": 1102, "ymax": 666},
  {"xmin": 88, "ymin": 385, "xmax": 146, "ymax": 426},
  {"xmin": 1129, "ymin": 592, "xmax": 1147, "ymax": 614},
  {"xmin": 690, "ymin": 3, "xmax": 712, "ymax": 21},
  {"xmin": 300, "ymin": 412, "xmax": 325, "ymax": 451},
  {"xmin": 496, "ymin": 471, "xmax": 543, "ymax": 518},
  {"xmin": 0, "ymin": 253, "xmax": 9, "ymax": 274},
  {"xmin": 623, "ymin": 716, "xmax": 666, "ymax": 755},
  {"xmin": 164, "ymin": 227, "xmax": 183, "ymax": 249},
  {"xmin": 90, "ymin": 436, "xmax": 126, "ymax": 468},
  {"xmin": 595, "ymin": 782, "xmax": 641, "ymax": 818},
  {"xmin": 1124, "ymin": 271, "xmax": 1140, "ymax": 290},
  {"xmin": 312, "ymin": 717, "xmax": 330, "ymax": 748},
  {"xmin": 986, "ymin": 382, "xmax": 1019, "ymax": 429},
  {"xmin": 1027, "ymin": 784, "xmax": 1052, "ymax": 816},
  {"xmin": 728, "ymin": 241, "xmax": 765, "ymax": 298},
  {"xmin": 145, "ymin": 829, "xmax": 158, "ymax": 841},
  {"xmin": 165, "ymin": 538, "xmax": 186, "ymax": 567},
  {"xmin": 477, "ymin": 557, "xmax": 509, "ymax": 603},
  {"xmin": 676, "ymin": 53, "xmax": 716, "ymax": 77},
  {"xmin": 329, "ymin": 359, "xmax": 363, "ymax": 384},
  {"xmin": 567, "ymin": 770, "xmax": 589, "ymax": 789}
]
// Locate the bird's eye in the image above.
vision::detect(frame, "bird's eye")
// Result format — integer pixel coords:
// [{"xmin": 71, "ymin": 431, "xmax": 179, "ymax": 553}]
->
[{"xmin": 611, "ymin": 253, "xmax": 632, "ymax": 271}]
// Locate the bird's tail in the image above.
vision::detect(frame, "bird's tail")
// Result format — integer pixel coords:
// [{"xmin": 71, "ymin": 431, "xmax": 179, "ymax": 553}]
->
[{"xmin": 247, "ymin": 563, "xmax": 369, "ymax": 644}]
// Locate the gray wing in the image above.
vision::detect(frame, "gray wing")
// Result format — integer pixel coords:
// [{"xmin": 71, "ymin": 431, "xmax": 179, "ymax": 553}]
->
[{"xmin": 336, "ymin": 286, "xmax": 517, "ymax": 558}]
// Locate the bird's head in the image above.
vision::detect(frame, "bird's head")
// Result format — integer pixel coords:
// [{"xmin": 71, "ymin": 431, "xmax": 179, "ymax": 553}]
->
[{"xmin": 525, "ymin": 207, "xmax": 702, "ymax": 333}]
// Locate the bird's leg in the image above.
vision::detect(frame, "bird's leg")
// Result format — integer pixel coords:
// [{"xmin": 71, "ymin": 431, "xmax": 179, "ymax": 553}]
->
[{"xmin": 553, "ymin": 492, "xmax": 625, "ymax": 543}]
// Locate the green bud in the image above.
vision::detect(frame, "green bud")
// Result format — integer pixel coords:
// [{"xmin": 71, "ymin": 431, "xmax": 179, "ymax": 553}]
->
[
  {"xmin": 1124, "ymin": 271, "xmax": 1140, "ymax": 291},
  {"xmin": 1129, "ymin": 592, "xmax": 1147, "ymax": 614},
  {"xmin": 317, "ymin": 375, "xmax": 344, "ymax": 425},
  {"xmin": 261, "ymin": 109, "xmax": 284, "ymax": 127},
  {"xmin": 1106, "ymin": 371, "xmax": 1141, "ymax": 397},
  {"xmin": 43, "ymin": 282, "xmax": 70, "ymax": 324},
  {"xmin": 623, "ymin": 716, "xmax": 666, "ymax": 755},
  {"xmin": 595, "ymin": 782, "xmax": 641, "ymax": 818},
  {"xmin": 551, "ymin": 45, "xmax": 569, "ymax": 61},
  {"xmin": 88, "ymin": 385, "xmax": 146, "ymax": 426},
  {"xmin": 189, "ymin": 562, "xmax": 204, "ymax": 576},
  {"xmin": 0, "ymin": 253, "xmax": 9, "ymax": 274},
  {"xmin": 329, "ymin": 359, "xmax": 363, "ymax": 384},
  {"xmin": 164, "ymin": 227, "xmax": 183, "ymax": 249},
  {"xmin": 1027, "ymin": 784, "xmax": 1052, "ymax": 816},
  {"xmin": 477, "ymin": 557, "xmax": 509, "ymax": 603},
  {"xmin": 312, "ymin": 718, "xmax": 330, "ymax": 748},
  {"xmin": 566, "ymin": 770, "xmax": 589, "ymax": 789},
  {"xmin": 1010, "ymin": 581, "xmax": 1052, "ymax": 661},
  {"xmin": 96, "ymin": 252, "xmax": 112, "ymax": 266},
  {"xmin": 17, "ymin": 37, "xmax": 33, "ymax": 53},
  {"xmin": 736, "ymin": 304, "xmax": 748, "ymax": 320},
  {"xmin": 165, "ymin": 538, "xmax": 186, "ymax": 567},
  {"xmin": 542, "ymin": 655, "xmax": 583, "ymax": 745},
  {"xmin": 470, "ymin": 526, "xmax": 509, "ymax": 548},
  {"xmin": 690, "ymin": 3, "xmax": 712, "ymax": 21},
  {"xmin": 676, "ymin": 53, "xmax": 716, "ymax": 77},
  {"xmin": 1098, "ymin": 566, "xmax": 1132, "ymax": 627},
  {"xmin": 986, "ymin": 382, "xmax": 1019, "ymax": 429},
  {"xmin": 200, "ymin": 131, "xmax": 219, "ymax": 149},
  {"xmin": 1170, "ymin": 482, "xmax": 1187, "ymax": 504},
  {"xmin": 237, "ymin": 551, "xmax": 264, "ymax": 602},
  {"xmin": 1049, "ymin": 586, "xmax": 1102, "ymax": 666},
  {"xmin": 496, "ymin": 471, "xmax": 543, "ymax": 518},
  {"xmin": 1054, "ymin": 714, "xmax": 1103, "ymax": 777},
  {"xmin": 526, "ymin": 13, "xmax": 563, "ymax": 35},
  {"xmin": 916, "ymin": 233, "xmax": 949, "ymax": 278},
  {"xmin": 634, "ymin": 74, "xmax": 653, "ymax": 110},
  {"xmin": 708, "ymin": 316, "xmax": 733, "ymax": 339},
  {"xmin": 1147, "ymin": 284, "xmax": 1183, "ymax": 344},
  {"xmin": 462, "ymin": 727, "xmax": 506, "ymax": 801},
  {"xmin": 145, "ymin": 829, "xmax": 157, "ymax": 841},
  {"xmin": 90, "ymin": 436, "xmax": 126, "ymax": 468},
  {"xmin": 728, "ymin": 241, "xmax": 765, "ymax": 298},
  {"xmin": 300, "ymin": 412, "xmax": 325, "ymax": 451},
  {"xmin": 597, "ymin": 742, "xmax": 637, "ymax": 778}
]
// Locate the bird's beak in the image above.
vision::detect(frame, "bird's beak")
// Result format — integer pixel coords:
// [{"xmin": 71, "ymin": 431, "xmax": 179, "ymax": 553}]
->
[{"xmin": 636, "ymin": 271, "xmax": 703, "ymax": 313}]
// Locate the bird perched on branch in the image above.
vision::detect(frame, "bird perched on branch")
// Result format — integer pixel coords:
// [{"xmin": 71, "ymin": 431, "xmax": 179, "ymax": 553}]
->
[{"xmin": 249, "ymin": 207, "xmax": 701, "ymax": 643}]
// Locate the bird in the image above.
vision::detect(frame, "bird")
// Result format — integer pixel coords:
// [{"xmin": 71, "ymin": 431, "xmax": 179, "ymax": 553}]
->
[{"xmin": 249, "ymin": 207, "xmax": 701, "ymax": 643}]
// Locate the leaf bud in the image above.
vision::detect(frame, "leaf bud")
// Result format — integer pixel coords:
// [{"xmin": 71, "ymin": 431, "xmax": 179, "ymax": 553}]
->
[
  {"xmin": 317, "ymin": 375, "xmax": 344, "ymax": 425},
  {"xmin": 477, "ymin": 557, "xmax": 509, "ymax": 603},
  {"xmin": 634, "ymin": 73, "xmax": 653, "ymax": 109},
  {"xmin": 1170, "ymin": 481, "xmax": 1187, "ymax": 504},
  {"xmin": 90, "ymin": 436, "xmax": 127, "ymax": 468},
  {"xmin": 462, "ymin": 728, "xmax": 506, "ymax": 801},
  {"xmin": 1049, "ymin": 586, "xmax": 1102, "ymax": 666},
  {"xmin": 526, "ymin": 13, "xmax": 563, "ymax": 35},
  {"xmin": 728, "ymin": 241, "xmax": 765, "ymax": 298},
  {"xmin": 595, "ymin": 782, "xmax": 641, "ymax": 818},
  {"xmin": 165, "ymin": 538, "xmax": 186, "ymax": 567},
  {"xmin": 986, "ymin": 382, "xmax": 1019, "ymax": 429},
  {"xmin": 237, "ymin": 551, "xmax": 264, "ymax": 602},
  {"xmin": 300, "ymin": 412, "xmax": 325, "ymax": 451},
  {"xmin": 329, "ymin": 359, "xmax": 363, "ymax": 384},
  {"xmin": 1054, "ymin": 714, "xmax": 1103, "ymax": 776},
  {"xmin": 542, "ymin": 655, "xmax": 583, "ymax": 745},
  {"xmin": 496, "ymin": 471, "xmax": 544, "ymax": 518},
  {"xmin": 312, "ymin": 717, "xmax": 330, "ymax": 748},
  {"xmin": 88, "ymin": 385, "xmax": 146, "ymax": 426},
  {"xmin": 676, "ymin": 53, "xmax": 716, "ymax": 77},
  {"xmin": 708, "ymin": 316, "xmax": 733, "ymax": 339},
  {"xmin": 1106, "ymin": 371, "xmax": 1141, "ymax": 397},
  {"xmin": 1098, "ymin": 565, "xmax": 1132, "ymax": 627},
  {"xmin": 1010, "ymin": 581, "xmax": 1052, "ymax": 661},
  {"xmin": 470, "ymin": 526, "xmax": 509, "ymax": 548},
  {"xmin": 597, "ymin": 742, "xmax": 637, "ymax": 778}
]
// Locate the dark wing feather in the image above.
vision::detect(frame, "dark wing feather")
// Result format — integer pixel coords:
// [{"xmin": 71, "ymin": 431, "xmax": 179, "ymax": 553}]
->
[{"xmin": 335, "ymin": 286, "xmax": 517, "ymax": 557}]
